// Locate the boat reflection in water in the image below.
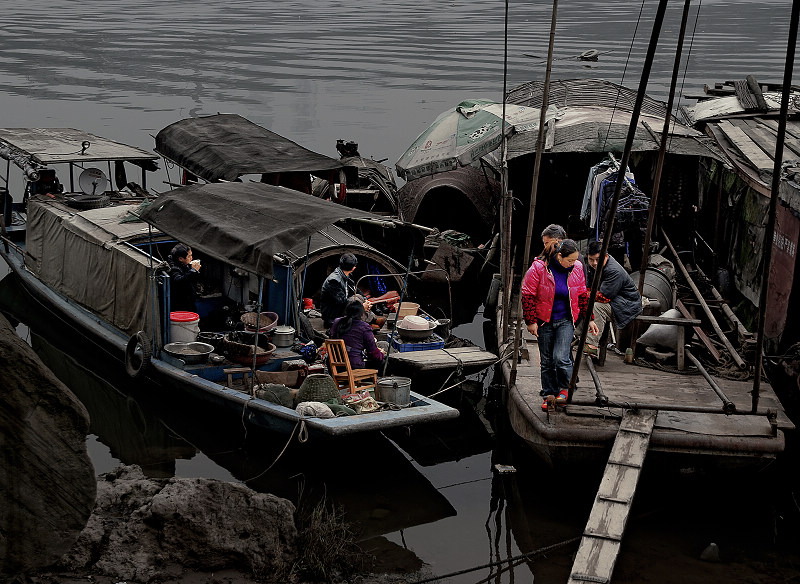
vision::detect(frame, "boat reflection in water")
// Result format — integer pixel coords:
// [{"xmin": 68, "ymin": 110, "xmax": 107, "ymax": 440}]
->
[{"xmin": 27, "ymin": 326, "xmax": 457, "ymax": 544}]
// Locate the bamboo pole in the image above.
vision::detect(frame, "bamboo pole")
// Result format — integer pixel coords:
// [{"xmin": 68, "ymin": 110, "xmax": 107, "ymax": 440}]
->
[
  {"xmin": 509, "ymin": 0, "xmax": 558, "ymax": 386},
  {"xmin": 569, "ymin": 0, "xmax": 671, "ymax": 394},
  {"xmin": 636, "ymin": 0, "xmax": 692, "ymax": 296},
  {"xmin": 753, "ymin": 0, "xmax": 800, "ymax": 412}
]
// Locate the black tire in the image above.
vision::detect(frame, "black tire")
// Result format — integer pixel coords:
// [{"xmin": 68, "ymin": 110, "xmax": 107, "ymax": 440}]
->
[
  {"xmin": 65, "ymin": 194, "xmax": 111, "ymax": 210},
  {"xmin": 125, "ymin": 331, "xmax": 151, "ymax": 378},
  {"xmin": 484, "ymin": 274, "xmax": 502, "ymax": 317}
]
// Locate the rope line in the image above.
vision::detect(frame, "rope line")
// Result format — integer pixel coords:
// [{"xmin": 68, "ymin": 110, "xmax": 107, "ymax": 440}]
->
[
  {"xmin": 409, "ymin": 536, "xmax": 581, "ymax": 584},
  {"xmin": 244, "ymin": 417, "xmax": 307, "ymax": 482}
]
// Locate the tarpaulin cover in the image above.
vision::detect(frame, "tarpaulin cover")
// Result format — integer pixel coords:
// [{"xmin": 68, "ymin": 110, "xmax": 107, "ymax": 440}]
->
[
  {"xmin": 24, "ymin": 197, "xmax": 157, "ymax": 340},
  {"xmin": 155, "ymin": 113, "xmax": 357, "ymax": 183},
  {"xmin": 138, "ymin": 181, "xmax": 384, "ymax": 278}
]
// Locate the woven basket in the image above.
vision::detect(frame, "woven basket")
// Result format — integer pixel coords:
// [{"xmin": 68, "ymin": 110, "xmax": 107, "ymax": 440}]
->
[
  {"xmin": 240, "ymin": 311, "xmax": 278, "ymax": 331},
  {"xmin": 296, "ymin": 374, "xmax": 340, "ymax": 403},
  {"xmin": 223, "ymin": 333, "xmax": 276, "ymax": 365}
]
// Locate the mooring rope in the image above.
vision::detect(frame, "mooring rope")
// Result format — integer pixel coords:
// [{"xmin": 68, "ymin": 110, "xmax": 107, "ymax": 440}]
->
[
  {"xmin": 244, "ymin": 416, "xmax": 307, "ymax": 482},
  {"xmin": 409, "ymin": 535, "xmax": 581, "ymax": 584}
]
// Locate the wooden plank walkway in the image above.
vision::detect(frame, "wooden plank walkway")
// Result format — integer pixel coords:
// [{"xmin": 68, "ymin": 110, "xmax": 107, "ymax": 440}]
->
[
  {"xmin": 568, "ymin": 409, "xmax": 657, "ymax": 584},
  {"xmin": 387, "ymin": 346, "xmax": 497, "ymax": 372}
]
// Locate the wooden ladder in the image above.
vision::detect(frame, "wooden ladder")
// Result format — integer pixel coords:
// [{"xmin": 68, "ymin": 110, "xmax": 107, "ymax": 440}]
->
[{"xmin": 568, "ymin": 409, "xmax": 658, "ymax": 584}]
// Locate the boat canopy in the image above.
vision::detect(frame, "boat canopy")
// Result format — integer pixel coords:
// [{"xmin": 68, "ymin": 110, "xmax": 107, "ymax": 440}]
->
[
  {"xmin": 504, "ymin": 79, "xmax": 724, "ymax": 160},
  {"xmin": 154, "ymin": 113, "xmax": 358, "ymax": 183},
  {"xmin": 138, "ymin": 181, "xmax": 391, "ymax": 279},
  {"xmin": 0, "ymin": 127, "xmax": 158, "ymax": 168}
]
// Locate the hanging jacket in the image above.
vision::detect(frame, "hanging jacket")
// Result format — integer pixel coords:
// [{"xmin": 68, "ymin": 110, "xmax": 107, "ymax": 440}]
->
[{"xmin": 521, "ymin": 258, "xmax": 589, "ymax": 325}]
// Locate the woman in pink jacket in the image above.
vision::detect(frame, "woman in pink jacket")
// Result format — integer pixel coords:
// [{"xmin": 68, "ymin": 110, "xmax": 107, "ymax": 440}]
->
[{"xmin": 521, "ymin": 239, "xmax": 598, "ymax": 411}]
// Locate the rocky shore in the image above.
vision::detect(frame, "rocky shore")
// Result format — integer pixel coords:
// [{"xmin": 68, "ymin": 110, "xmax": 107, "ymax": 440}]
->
[{"xmin": 0, "ymin": 314, "xmax": 424, "ymax": 584}]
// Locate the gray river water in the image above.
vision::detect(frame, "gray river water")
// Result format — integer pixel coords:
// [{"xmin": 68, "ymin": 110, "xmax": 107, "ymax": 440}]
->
[{"xmin": 2, "ymin": 1, "xmax": 800, "ymax": 582}]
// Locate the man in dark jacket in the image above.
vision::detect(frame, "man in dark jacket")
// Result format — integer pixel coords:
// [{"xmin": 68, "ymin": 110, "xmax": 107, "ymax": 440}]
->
[
  {"xmin": 583, "ymin": 240, "xmax": 643, "ymax": 351},
  {"xmin": 320, "ymin": 253, "xmax": 359, "ymax": 328}
]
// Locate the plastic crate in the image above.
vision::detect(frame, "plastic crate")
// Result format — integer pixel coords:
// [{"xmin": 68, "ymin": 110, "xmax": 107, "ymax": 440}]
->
[{"xmin": 389, "ymin": 332, "xmax": 445, "ymax": 352}]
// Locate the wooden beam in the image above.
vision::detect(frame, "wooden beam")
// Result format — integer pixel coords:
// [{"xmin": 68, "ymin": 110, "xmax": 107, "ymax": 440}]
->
[
  {"xmin": 716, "ymin": 120, "xmax": 775, "ymax": 171},
  {"xmin": 676, "ymin": 299, "xmax": 722, "ymax": 363}
]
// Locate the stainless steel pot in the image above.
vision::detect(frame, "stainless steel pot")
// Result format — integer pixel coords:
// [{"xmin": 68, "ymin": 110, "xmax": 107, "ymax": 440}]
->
[{"xmin": 272, "ymin": 325, "xmax": 295, "ymax": 348}]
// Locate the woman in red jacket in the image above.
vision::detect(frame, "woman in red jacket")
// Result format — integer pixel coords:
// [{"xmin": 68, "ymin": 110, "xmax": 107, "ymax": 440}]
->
[{"xmin": 521, "ymin": 239, "xmax": 598, "ymax": 411}]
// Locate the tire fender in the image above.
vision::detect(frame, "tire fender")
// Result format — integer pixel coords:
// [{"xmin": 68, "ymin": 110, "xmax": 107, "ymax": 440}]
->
[{"xmin": 125, "ymin": 331, "xmax": 152, "ymax": 377}]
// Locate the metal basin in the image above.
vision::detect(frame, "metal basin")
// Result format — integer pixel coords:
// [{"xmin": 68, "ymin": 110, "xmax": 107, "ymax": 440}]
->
[
  {"xmin": 396, "ymin": 321, "xmax": 437, "ymax": 342},
  {"xmin": 163, "ymin": 341, "xmax": 214, "ymax": 364}
]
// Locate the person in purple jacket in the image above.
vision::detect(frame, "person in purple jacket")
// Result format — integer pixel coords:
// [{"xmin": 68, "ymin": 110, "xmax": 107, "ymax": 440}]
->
[{"xmin": 329, "ymin": 299, "xmax": 386, "ymax": 369}]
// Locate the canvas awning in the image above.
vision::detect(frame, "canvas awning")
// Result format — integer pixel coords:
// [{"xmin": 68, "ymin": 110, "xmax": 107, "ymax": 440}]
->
[
  {"xmin": 137, "ymin": 182, "xmax": 391, "ymax": 278},
  {"xmin": 154, "ymin": 113, "xmax": 358, "ymax": 183}
]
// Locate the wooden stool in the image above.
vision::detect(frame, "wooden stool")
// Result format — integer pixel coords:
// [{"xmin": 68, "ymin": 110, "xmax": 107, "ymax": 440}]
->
[{"xmin": 223, "ymin": 367, "xmax": 252, "ymax": 389}]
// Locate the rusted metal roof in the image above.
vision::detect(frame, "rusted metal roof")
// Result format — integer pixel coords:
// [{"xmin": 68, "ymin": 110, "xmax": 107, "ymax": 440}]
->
[{"xmin": 504, "ymin": 79, "xmax": 722, "ymax": 159}]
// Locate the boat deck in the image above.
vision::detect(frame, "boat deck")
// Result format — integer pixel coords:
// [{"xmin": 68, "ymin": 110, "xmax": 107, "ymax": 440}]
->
[
  {"xmin": 387, "ymin": 346, "xmax": 497, "ymax": 373},
  {"xmin": 500, "ymin": 323, "xmax": 794, "ymax": 468}
]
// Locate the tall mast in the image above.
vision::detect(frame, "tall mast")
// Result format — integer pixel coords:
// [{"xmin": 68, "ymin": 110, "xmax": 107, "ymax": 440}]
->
[
  {"xmin": 569, "ymin": 0, "xmax": 671, "ymax": 394},
  {"xmin": 637, "ymin": 0, "xmax": 692, "ymax": 296},
  {"xmin": 509, "ymin": 0, "xmax": 559, "ymax": 385},
  {"xmin": 752, "ymin": 0, "xmax": 800, "ymax": 411}
]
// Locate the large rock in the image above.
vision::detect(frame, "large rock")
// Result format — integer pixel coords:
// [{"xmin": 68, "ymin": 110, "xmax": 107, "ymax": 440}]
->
[
  {"xmin": 60, "ymin": 465, "xmax": 298, "ymax": 582},
  {"xmin": 0, "ymin": 313, "xmax": 97, "ymax": 578}
]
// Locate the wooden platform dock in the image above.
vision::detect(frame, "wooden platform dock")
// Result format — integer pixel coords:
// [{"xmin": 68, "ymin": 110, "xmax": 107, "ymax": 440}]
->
[{"xmin": 499, "ymin": 322, "xmax": 793, "ymax": 470}]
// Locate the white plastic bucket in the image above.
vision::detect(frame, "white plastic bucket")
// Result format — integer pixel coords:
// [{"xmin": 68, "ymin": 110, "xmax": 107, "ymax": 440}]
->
[{"xmin": 170, "ymin": 311, "xmax": 200, "ymax": 343}]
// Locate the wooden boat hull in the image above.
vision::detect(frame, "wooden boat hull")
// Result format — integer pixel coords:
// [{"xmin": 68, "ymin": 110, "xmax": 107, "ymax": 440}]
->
[
  {"xmin": 494, "ymin": 294, "xmax": 792, "ymax": 472},
  {"xmin": 0, "ymin": 244, "xmax": 459, "ymax": 437}
]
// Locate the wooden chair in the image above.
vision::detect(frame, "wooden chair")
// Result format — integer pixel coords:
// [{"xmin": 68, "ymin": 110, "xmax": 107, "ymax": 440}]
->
[{"xmin": 323, "ymin": 339, "xmax": 378, "ymax": 394}]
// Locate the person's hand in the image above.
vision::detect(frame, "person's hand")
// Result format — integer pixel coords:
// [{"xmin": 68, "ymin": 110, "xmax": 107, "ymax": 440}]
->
[
  {"xmin": 363, "ymin": 300, "xmax": 372, "ymax": 312},
  {"xmin": 589, "ymin": 320, "xmax": 599, "ymax": 336},
  {"xmin": 190, "ymin": 259, "xmax": 201, "ymax": 272},
  {"xmin": 527, "ymin": 322, "xmax": 538, "ymax": 337}
]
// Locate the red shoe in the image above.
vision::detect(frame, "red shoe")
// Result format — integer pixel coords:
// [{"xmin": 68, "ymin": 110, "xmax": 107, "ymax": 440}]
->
[
  {"xmin": 556, "ymin": 389, "xmax": 569, "ymax": 404},
  {"xmin": 541, "ymin": 399, "xmax": 548, "ymax": 411}
]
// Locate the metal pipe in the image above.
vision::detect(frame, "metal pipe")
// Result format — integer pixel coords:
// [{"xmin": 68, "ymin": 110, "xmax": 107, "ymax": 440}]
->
[
  {"xmin": 567, "ymin": 398, "xmax": 760, "ymax": 417},
  {"xmin": 661, "ymin": 228, "xmax": 747, "ymax": 369},
  {"xmin": 754, "ymin": 0, "xmax": 800, "ymax": 413},
  {"xmin": 571, "ymin": 0, "xmax": 671, "ymax": 394},
  {"xmin": 585, "ymin": 357, "xmax": 608, "ymax": 405},
  {"xmin": 695, "ymin": 264, "xmax": 751, "ymax": 339},
  {"xmin": 685, "ymin": 348, "xmax": 736, "ymax": 414},
  {"xmin": 250, "ymin": 275, "xmax": 265, "ymax": 396}
]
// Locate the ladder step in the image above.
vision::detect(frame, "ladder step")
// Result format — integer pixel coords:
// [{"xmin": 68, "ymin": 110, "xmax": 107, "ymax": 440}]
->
[
  {"xmin": 598, "ymin": 495, "xmax": 631, "ymax": 505},
  {"xmin": 583, "ymin": 529, "xmax": 623, "ymax": 542},
  {"xmin": 606, "ymin": 460, "xmax": 642, "ymax": 469},
  {"xmin": 571, "ymin": 573, "xmax": 611, "ymax": 583}
]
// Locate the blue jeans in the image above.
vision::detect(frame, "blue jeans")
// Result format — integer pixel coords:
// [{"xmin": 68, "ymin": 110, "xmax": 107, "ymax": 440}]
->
[{"xmin": 537, "ymin": 318, "xmax": 574, "ymax": 396}]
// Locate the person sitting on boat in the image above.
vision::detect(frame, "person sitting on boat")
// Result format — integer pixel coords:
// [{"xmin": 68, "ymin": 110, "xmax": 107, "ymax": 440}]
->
[
  {"xmin": 521, "ymin": 238, "xmax": 598, "ymax": 411},
  {"xmin": 167, "ymin": 243, "xmax": 202, "ymax": 313},
  {"xmin": 329, "ymin": 299, "xmax": 386, "ymax": 369},
  {"xmin": 581, "ymin": 239, "xmax": 643, "ymax": 354},
  {"xmin": 319, "ymin": 253, "xmax": 379, "ymax": 329}
]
